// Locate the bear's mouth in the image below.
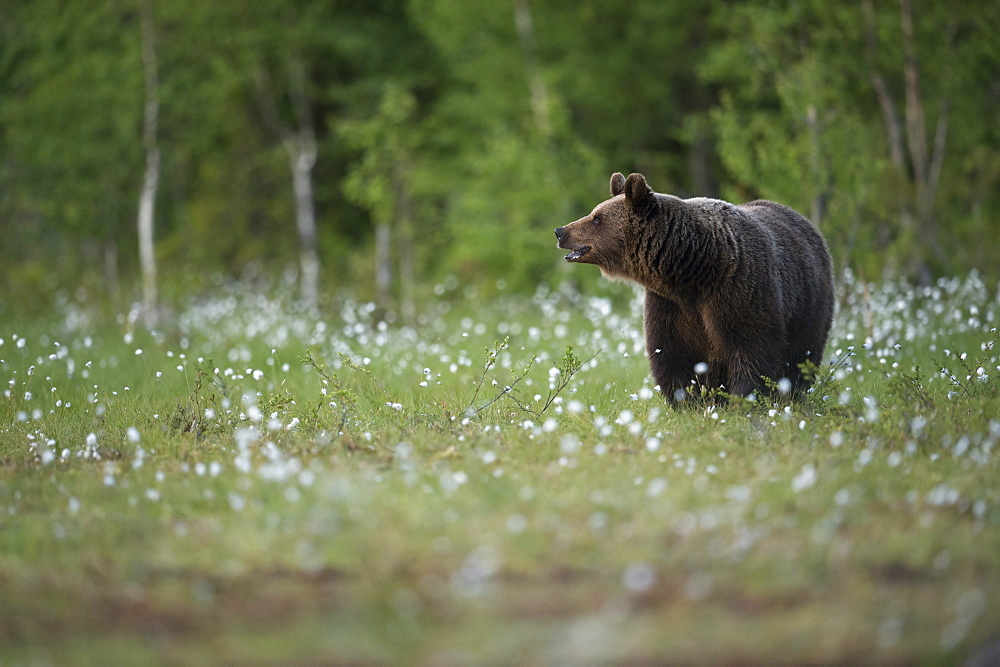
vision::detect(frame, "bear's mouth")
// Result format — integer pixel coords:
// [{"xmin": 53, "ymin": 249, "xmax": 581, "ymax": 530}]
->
[{"xmin": 564, "ymin": 246, "xmax": 591, "ymax": 261}]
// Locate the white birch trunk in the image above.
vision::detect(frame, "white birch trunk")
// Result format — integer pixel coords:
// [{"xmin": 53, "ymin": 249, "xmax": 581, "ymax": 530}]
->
[
  {"xmin": 138, "ymin": 0, "xmax": 159, "ymax": 327},
  {"xmin": 392, "ymin": 160, "xmax": 415, "ymax": 324},
  {"xmin": 374, "ymin": 221, "xmax": 392, "ymax": 310},
  {"xmin": 285, "ymin": 58, "xmax": 321, "ymax": 308},
  {"xmin": 513, "ymin": 0, "xmax": 550, "ymax": 135},
  {"xmin": 138, "ymin": 148, "xmax": 159, "ymax": 320},
  {"xmin": 289, "ymin": 145, "xmax": 319, "ymax": 308},
  {"xmin": 253, "ymin": 61, "xmax": 323, "ymax": 307}
]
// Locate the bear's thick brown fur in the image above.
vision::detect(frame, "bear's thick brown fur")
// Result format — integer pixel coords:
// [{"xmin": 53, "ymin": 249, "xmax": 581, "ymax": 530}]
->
[{"xmin": 555, "ymin": 172, "xmax": 834, "ymax": 400}]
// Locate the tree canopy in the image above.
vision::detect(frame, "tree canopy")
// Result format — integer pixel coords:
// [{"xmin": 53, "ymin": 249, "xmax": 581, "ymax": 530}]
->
[{"xmin": 1, "ymin": 0, "xmax": 997, "ymax": 309}]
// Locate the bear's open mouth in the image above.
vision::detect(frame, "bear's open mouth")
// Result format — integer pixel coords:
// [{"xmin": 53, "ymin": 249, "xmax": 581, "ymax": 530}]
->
[{"xmin": 564, "ymin": 246, "xmax": 591, "ymax": 261}]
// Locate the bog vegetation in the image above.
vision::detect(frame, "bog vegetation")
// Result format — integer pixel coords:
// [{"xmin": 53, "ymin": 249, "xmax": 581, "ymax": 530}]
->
[
  {"xmin": 2, "ymin": 271, "xmax": 998, "ymax": 662},
  {"xmin": 2, "ymin": 0, "xmax": 999, "ymax": 662},
  {"xmin": 1, "ymin": 0, "xmax": 998, "ymax": 313}
]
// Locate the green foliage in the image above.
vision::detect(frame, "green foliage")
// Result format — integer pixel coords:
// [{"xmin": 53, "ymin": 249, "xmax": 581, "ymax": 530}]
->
[{"xmin": 0, "ymin": 0, "xmax": 998, "ymax": 304}]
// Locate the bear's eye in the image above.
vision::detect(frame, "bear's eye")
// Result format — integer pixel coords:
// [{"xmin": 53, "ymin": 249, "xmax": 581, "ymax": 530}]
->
[{"xmin": 592, "ymin": 214, "xmax": 601, "ymax": 225}]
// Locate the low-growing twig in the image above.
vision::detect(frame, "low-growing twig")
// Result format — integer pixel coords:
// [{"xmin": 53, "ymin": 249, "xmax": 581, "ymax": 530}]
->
[
  {"xmin": 464, "ymin": 337, "xmax": 511, "ymax": 416},
  {"xmin": 338, "ymin": 352, "xmax": 397, "ymax": 407},
  {"xmin": 472, "ymin": 353, "xmax": 535, "ymax": 414},
  {"xmin": 534, "ymin": 345, "xmax": 596, "ymax": 415},
  {"xmin": 300, "ymin": 349, "xmax": 357, "ymax": 431},
  {"xmin": 465, "ymin": 343, "xmax": 598, "ymax": 418}
]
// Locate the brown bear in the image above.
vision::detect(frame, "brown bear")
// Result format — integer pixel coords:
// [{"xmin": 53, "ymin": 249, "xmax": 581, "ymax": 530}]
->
[{"xmin": 555, "ymin": 172, "xmax": 834, "ymax": 401}]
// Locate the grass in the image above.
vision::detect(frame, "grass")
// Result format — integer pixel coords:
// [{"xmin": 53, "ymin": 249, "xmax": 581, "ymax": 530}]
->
[{"xmin": 1, "ymin": 270, "xmax": 999, "ymax": 663}]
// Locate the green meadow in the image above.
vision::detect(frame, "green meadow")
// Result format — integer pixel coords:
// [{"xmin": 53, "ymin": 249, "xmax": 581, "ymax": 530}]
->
[{"xmin": 2, "ymin": 271, "xmax": 998, "ymax": 663}]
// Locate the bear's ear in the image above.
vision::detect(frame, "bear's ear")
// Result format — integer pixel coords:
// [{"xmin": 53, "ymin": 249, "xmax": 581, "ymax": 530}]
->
[
  {"xmin": 624, "ymin": 173, "xmax": 655, "ymax": 217},
  {"xmin": 610, "ymin": 172, "xmax": 626, "ymax": 197}
]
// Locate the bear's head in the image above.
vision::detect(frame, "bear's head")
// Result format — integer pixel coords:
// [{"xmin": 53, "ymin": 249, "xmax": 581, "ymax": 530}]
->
[{"xmin": 554, "ymin": 172, "xmax": 656, "ymax": 281}]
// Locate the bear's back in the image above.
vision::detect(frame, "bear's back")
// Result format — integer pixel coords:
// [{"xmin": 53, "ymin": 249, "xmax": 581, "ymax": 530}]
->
[
  {"xmin": 737, "ymin": 199, "xmax": 831, "ymax": 279},
  {"xmin": 736, "ymin": 199, "xmax": 834, "ymax": 336}
]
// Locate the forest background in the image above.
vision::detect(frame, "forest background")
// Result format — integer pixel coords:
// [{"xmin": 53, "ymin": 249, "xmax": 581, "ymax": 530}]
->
[{"xmin": 1, "ymin": 0, "xmax": 997, "ymax": 320}]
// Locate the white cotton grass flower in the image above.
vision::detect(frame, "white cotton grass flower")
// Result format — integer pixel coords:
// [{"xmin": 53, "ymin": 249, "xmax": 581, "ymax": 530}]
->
[
  {"xmin": 863, "ymin": 396, "xmax": 879, "ymax": 423},
  {"xmin": 791, "ymin": 463, "xmax": 817, "ymax": 492},
  {"xmin": 622, "ymin": 562, "xmax": 656, "ymax": 593},
  {"xmin": 685, "ymin": 572, "xmax": 714, "ymax": 601},
  {"xmin": 559, "ymin": 434, "xmax": 580, "ymax": 454},
  {"xmin": 646, "ymin": 477, "xmax": 667, "ymax": 497},
  {"xmin": 615, "ymin": 409, "xmax": 634, "ymax": 426},
  {"xmin": 506, "ymin": 513, "xmax": 527, "ymax": 533}
]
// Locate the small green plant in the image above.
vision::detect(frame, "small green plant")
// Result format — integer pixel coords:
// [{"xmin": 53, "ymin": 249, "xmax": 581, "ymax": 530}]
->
[
  {"xmin": 942, "ymin": 338, "xmax": 996, "ymax": 400},
  {"xmin": 165, "ymin": 360, "xmax": 226, "ymax": 438},
  {"xmin": 464, "ymin": 337, "xmax": 512, "ymax": 416},
  {"xmin": 464, "ymin": 341, "xmax": 596, "ymax": 418},
  {"xmin": 337, "ymin": 352, "xmax": 398, "ymax": 408},
  {"xmin": 535, "ymin": 344, "xmax": 594, "ymax": 415},
  {"xmin": 890, "ymin": 364, "xmax": 935, "ymax": 410},
  {"xmin": 300, "ymin": 349, "xmax": 359, "ymax": 433}
]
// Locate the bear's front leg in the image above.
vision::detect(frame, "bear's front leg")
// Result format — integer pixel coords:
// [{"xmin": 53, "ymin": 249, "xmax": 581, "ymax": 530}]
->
[
  {"xmin": 649, "ymin": 351, "xmax": 700, "ymax": 401},
  {"xmin": 644, "ymin": 291, "xmax": 703, "ymax": 401}
]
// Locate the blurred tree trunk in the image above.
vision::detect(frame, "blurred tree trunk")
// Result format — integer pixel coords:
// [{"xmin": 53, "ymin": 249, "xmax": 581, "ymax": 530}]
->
[
  {"xmin": 137, "ymin": 0, "xmax": 160, "ymax": 327},
  {"xmin": 285, "ymin": 57, "xmax": 320, "ymax": 309},
  {"xmin": 513, "ymin": 0, "xmax": 550, "ymax": 135},
  {"xmin": 375, "ymin": 221, "xmax": 391, "ymax": 312},
  {"xmin": 288, "ymin": 141, "xmax": 319, "ymax": 308},
  {"xmin": 104, "ymin": 238, "xmax": 119, "ymax": 304},
  {"xmin": 340, "ymin": 84, "xmax": 420, "ymax": 322},
  {"xmin": 393, "ymin": 159, "xmax": 415, "ymax": 325},
  {"xmin": 255, "ymin": 57, "xmax": 320, "ymax": 308},
  {"xmin": 688, "ymin": 122, "xmax": 715, "ymax": 197},
  {"xmin": 862, "ymin": 0, "xmax": 954, "ymax": 275},
  {"xmin": 686, "ymin": 111, "xmax": 717, "ymax": 197},
  {"xmin": 805, "ymin": 104, "xmax": 831, "ymax": 226}
]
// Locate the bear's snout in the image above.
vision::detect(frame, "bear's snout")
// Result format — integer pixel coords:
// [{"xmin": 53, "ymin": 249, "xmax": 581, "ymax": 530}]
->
[{"xmin": 554, "ymin": 226, "xmax": 566, "ymax": 240}]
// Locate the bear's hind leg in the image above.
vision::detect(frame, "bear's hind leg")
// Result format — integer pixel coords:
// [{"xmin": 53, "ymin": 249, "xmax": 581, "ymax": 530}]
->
[
  {"xmin": 786, "ymin": 346, "xmax": 824, "ymax": 394},
  {"xmin": 729, "ymin": 352, "xmax": 794, "ymax": 399}
]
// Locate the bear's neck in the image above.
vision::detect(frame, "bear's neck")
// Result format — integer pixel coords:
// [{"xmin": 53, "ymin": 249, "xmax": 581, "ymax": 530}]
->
[{"xmin": 633, "ymin": 195, "xmax": 738, "ymax": 300}]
